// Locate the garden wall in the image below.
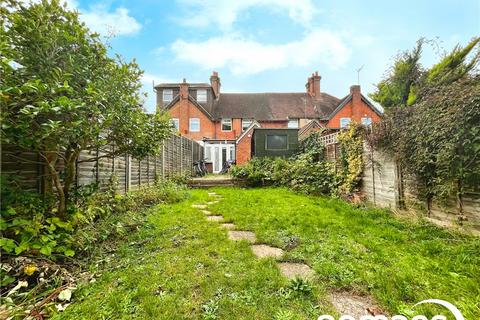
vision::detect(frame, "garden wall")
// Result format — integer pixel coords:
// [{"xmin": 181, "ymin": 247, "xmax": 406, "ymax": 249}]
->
[
  {"xmin": 1, "ymin": 135, "xmax": 203, "ymax": 194},
  {"xmin": 360, "ymin": 146, "xmax": 480, "ymax": 231}
]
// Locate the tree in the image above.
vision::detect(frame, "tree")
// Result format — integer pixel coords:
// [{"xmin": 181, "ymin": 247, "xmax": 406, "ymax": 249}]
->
[{"xmin": 1, "ymin": 0, "xmax": 172, "ymax": 217}]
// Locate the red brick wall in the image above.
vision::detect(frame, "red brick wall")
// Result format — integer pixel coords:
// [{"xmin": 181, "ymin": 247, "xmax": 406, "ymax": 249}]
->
[
  {"xmin": 235, "ymin": 128, "xmax": 255, "ymax": 165},
  {"xmin": 327, "ymin": 87, "xmax": 381, "ymax": 129},
  {"xmin": 169, "ymin": 99, "xmax": 215, "ymax": 141}
]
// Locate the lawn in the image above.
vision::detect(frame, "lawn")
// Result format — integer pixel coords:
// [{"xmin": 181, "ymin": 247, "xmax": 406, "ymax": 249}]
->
[{"xmin": 55, "ymin": 188, "xmax": 480, "ymax": 319}]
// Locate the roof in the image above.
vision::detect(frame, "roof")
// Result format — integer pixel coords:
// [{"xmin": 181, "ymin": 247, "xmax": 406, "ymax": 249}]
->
[
  {"xmin": 154, "ymin": 82, "xmax": 211, "ymax": 88},
  {"xmin": 212, "ymin": 92, "xmax": 340, "ymax": 121}
]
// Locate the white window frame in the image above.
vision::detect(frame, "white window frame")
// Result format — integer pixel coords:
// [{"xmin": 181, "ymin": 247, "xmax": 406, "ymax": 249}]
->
[
  {"xmin": 189, "ymin": 118, "xmax": 200, "ymax": 132},
  {"xmin": 287, "ymin": 119, "xmax": 299, "ymax": 129},
  {"xmin": 221, "ymin": 118, "xmax": 232, "ymax": 131},
  {"xmin": 241, "ymin": 119, "xmax": 253, "ymax": 131},
  {"xmin": 170, "ymin": 118, "xmax": 179, "ymax": 130},
  {"xmin": 163, "ymin": 89, "xmax": 173, "ymax": 102},
  {"xmin": 204, "ymin": 146, "xmax": 212, "ymax": 162},
  {"xmin": 361, "ymin": 117, "xmax": 372, "ymax": 126},
  {"xmin": 196, "ymin": 89, "xmax": 207, "ymax": 102},
  {"xmin": 340, "ymin": 117, "xmax": 351, "ymax": 128}
]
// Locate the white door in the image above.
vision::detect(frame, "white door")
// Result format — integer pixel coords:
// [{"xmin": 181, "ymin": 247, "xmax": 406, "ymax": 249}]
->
[{"xmin": 209, "ymin": 143, "xmax": 235, "ymax": 173}]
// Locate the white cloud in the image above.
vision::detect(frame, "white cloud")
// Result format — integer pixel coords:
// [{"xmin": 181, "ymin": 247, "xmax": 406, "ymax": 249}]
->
[
  {"xmin": 14, "ymin": 1, "xmax": 141, "ymax": 37},
  {"xmin": 170, "ymin": 30, "xmax": 351, "ymax": 75},
  {"xmin": 79, "ymin": 6, "xmax": 142, "ymax": 37},
  {"xmin": 176, "ymin": 0, "xmax": 317, "ymax": 30}
]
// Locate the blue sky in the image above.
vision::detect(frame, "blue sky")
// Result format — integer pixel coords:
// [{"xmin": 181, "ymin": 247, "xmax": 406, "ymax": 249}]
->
[{"xmin": 64, "ymin": 0, "xmax": 478, "ymax": 112}]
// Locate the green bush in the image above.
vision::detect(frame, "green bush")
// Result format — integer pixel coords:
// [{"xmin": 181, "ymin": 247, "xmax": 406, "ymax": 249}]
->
[
  {"xmin": 231, "ymin": 154, "xmax": 337, "ymax": 195},
  {"xmin": 0, "ymin": 177, "xmax": 188, "ymax": 259}
]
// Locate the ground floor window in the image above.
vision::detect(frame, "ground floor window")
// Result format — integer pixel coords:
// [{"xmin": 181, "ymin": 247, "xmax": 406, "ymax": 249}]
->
[
  {"xmin": 242, "ymin": 119, "xmax": 253, "ymax": 131},
  {"xmin": 361, "ymin": 117, "xmax": 372, "ymax": 126},
  {"xmin": 287, "ymin": 119, "xmax": 299, "ymax": 128},
  {"xmin": 221, "ymin": 118, "xmax": 232, "ymax": 131}
]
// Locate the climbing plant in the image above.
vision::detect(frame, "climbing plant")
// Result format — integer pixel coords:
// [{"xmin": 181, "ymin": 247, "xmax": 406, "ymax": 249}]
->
[{"xmin": 336, "ymin": 122, "xmax": 365, "ymax": 196}]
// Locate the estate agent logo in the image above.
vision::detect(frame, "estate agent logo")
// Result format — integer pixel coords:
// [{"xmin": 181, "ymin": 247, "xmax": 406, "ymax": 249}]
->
[{"xmin": 317, "ymin": 299, "xmax": 464, "ymax": 320}]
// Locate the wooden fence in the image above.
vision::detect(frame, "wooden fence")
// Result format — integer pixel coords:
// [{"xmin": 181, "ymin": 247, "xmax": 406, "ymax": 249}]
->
[
  {"xmin": 318, "ymin": 133, "xmax": 480, "ymax": 231},
  {"xmin": 361, "ymin": 145, "xmax": 480, "ymax": 231},
  {"xmin": 1, "ymin": 135, "xmax": 203, "ymax": 194}
]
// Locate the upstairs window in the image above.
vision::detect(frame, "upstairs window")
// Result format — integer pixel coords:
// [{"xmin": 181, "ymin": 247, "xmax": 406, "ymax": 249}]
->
[
  {"xmin": 242, "ymin": 119, "xmax": 253, "ymax": 131},
  {"xmin": 361, "ymin": 117, "xmax": 372, "ymax": 126},
  {"xmin": 170, "ymin": 118, "xmax": 179, "ymax": 130},
  {"xmin": 163, "ymin": 89, "xmax": 173, "ymax": 102},
  {"xmin": 197, "ymin": 89, "xmax": 207, "ymax": 102},
  {"xmin": 340, "ymin": 117, "xmax": 351, "ymax": 128},
  {"xmin": 288, "ymin": 119, "xmax": 299, "ymax": 129},
  {"xmin": 266, "ymin": 135, "xmax": 288, "ymax": 150},
  {"xmin": 189, "ymin": 118, "xmax": 200, "ymax": 132},
  {"xmin": 221, "ymin": 118, "xmax": 232, "ymax": 131}
]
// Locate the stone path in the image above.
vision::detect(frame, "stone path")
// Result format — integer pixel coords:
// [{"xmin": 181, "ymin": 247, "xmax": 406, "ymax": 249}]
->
[
  {"xmin": 251, "ymin": 244, "xmax": 283, "ymax": 258},
  {"xmin": 227, "ymin": 231, "xmax": 256, "ymax": 243},
  {"xmin": 191, "ymin": 191, "xmax": 382, "ymax": 316}
]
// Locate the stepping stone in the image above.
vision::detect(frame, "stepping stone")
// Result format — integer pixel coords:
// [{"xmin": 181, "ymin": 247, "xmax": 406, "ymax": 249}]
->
[
  {"xmin": 208, "ymin": 192, "xmax": 217, "ymax": 196},
  {"xmin": 192, "ymin": 204, "xmax": 207, "ymax": 209},
  {"xmin": 206, "ymin": 215, "xmax": 224, "ymax": 222},
  {"xmin": 251, "ymin": 244, "xmax": 284, "ymax": 258},
  {"xmin": 277, "ymin": 262, "xmax": 315, "ymax": 280},
  {"xmin": 206, "ymin": 201, "xmax": 216, "ymax": 205},
  {"xmin": 201, "ymin": 210, "xmax": 212, "ymax": 215},
  {"xmin": 329, "ymin": 292, "xmax": 384, "ymax": 319},
  {"xmin": 228, "ymin": 231, "xmax": 256, "ymax": 243},
  {"xmin": 220, "ymin": 223, "xmax": 236, "ymax": 230}
]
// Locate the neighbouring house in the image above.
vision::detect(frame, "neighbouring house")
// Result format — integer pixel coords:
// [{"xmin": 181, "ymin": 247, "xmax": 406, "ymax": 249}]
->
[{"xmin": 155, "ymin": 71, "xmax": 382, "ymax": 173}]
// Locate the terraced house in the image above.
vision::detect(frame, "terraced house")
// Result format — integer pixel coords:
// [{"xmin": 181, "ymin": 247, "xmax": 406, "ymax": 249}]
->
[{"xmin": 155, "ymin": 71, "xmax": 382, "ymax": 172}]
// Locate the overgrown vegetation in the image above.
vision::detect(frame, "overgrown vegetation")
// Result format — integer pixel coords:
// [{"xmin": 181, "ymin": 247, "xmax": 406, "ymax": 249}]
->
[
  {"xmin": 231, "ymin": 124, "xmax": 365, "ymax": 197},
  {"xmin": 0, "ymin": 179, "xmax": 189, "ymax": 318},
  {"xmin": 370, "ymin": 37, "xmax": 480, "ymax": 214}
]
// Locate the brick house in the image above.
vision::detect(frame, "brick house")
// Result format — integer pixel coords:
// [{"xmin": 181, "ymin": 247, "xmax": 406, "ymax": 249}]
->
[{"xmin": 155, "ymin": 71, "xmax": 382, "ymax": 173}]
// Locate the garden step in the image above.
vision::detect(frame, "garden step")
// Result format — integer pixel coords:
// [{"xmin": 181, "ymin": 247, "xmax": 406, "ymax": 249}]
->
[
  {"xmin": 277, "ymin": 262, "xmax": 314, "ymax": 280},
  {"xmin": 251, "ymin": 245, "xmax": 284, "ymax": 259},
  {"xmin": 227, "ymin": 231, "xmax": 256, "ymax": 243},
  {"xmin": 189, "ymin": 177, "xmax": 237, "ymax": 188}
]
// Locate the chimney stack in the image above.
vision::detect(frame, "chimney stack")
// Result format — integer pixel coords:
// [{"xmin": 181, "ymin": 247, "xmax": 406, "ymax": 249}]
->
[
  {"xmin": 179, "ymin": 78, "xmax": 189, "ymax": 100},
  {"xmin": 306, "ymin": 71, "xmax": 321, "ymax": 99},
  {"xmin": 350, "ymin": 85, "xmax": 361, "ymax": 119},
  {"xmin": 210, "ymin": 71, "xmax": 221, "ymax": 98}
]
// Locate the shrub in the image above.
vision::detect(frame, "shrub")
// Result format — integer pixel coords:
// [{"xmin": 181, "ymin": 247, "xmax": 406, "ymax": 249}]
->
[{"xmin": 231, "ymin": 154, "xmax": 337, "ymax": 195}]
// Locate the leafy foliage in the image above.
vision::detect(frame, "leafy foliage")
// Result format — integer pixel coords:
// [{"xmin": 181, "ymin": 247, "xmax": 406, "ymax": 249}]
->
[
  {"xmin": 336, "ymin": 122, "xmax": 365, "ymax": 195},
  {"xmin": 0, "ymin": 0, "xmax": 172, "ymax": 216},
  {"xmin": 370, "ymin": 38, "xmax": 480, "ymax": 212}
]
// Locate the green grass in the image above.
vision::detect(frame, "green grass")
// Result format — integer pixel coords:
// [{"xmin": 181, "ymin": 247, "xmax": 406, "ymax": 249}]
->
[{"xmin": 55, "ymin": 187, "xmax": 480, "ymax": 319}]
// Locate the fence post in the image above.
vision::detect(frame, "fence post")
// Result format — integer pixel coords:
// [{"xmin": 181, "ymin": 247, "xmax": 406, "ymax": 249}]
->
[
  {"xmin": 180, "ymin": 137, "xmax": 183, "ymax": 174},
  {"xmin": 162, "ymin": 141, "xmax": 165, "ymax": 178},
  {"xmin": 126, "ymin": 154, "xmax": 130, "ymax": 192}
]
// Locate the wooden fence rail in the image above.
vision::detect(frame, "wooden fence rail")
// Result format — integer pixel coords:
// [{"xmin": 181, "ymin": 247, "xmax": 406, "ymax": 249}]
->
[{"xmin": 1, "ymin": 135, "xmax": 203, "ymax": 194}]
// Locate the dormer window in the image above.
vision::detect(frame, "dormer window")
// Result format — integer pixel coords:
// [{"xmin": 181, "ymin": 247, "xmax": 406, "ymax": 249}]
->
[
  {"xmin": 163, "ymin": 89, "xmax": 173, "ymax": 102},
  {"xmin": 197, "ymin": 89, "xmax": 207, "ymax": 102}
]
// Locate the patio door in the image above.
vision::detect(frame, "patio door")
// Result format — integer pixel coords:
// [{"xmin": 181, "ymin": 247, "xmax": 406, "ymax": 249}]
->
[{"xmin": 209, "ymin": 143, "xmax": 235, "ymax": 173}]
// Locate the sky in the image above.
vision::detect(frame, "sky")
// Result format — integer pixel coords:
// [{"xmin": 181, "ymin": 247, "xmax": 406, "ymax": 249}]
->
[{"xmin": 58, "ymin": 0, "xmax": 479, "ymax": 112}]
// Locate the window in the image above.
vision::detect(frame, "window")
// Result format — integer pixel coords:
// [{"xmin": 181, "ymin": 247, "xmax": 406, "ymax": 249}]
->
[
  {"xmin": 361, "ymin": 117, "xmax": 372, "ymax": 126},
  {"xmin": 170, "ymin": 118, "xmax": 179, "ymax": 130},
  {"xmin": 340, "ymin": 117, "xmax": 351, "ymax": 128},
  {"xmin": 163, "ymin": 89, "xmax": 173, "ymax": 102},
  {"xmin": 288, "ymin": 119, "xmax": 299, "ymax": 129},
  {"xmin": 266, "ymin": 135, "xmax": 288, "ymax": 150},
  {"xmin": 221, "ymin": 118, "xmax": 232, "ymax": 131},
  {"xmin": 242, "ymin": 119, "xmax": 253, "ymax": 131},
  {"xmin": 205, "ymin": 146, "xmax": 212, "ymax": 161},
  {"xmin": 189, "ymin": 118, "xmax": 200, "ymax": 132},
  {"xmin": 196, "ymin": 89, "xmax": 207, "ymax": 102}
]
